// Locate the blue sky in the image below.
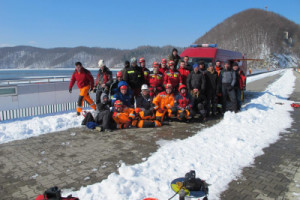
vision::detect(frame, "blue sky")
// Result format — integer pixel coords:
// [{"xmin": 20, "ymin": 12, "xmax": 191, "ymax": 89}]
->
[{"xmin": 0, "ymin": 0, "xmax": 299, "ymax": 49}]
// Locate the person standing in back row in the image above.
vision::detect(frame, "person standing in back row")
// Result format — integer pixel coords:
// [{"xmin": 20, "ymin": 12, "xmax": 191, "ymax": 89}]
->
[
  {"xmin": 123, "ymin": 57, "xmax": 144, "ymax": 98},
  {"xmin": 95, "ymin": 59, "xmax": 113, "ymax": 104},
  {"xmin": 69, "ymin": 62, "xmax": 96, "ymax": 116},
  {"xmin": 168, "ymin": 48, "xmax": 181, "ymax": 69},
  {"xmin": 219, "ymin": 61, "xmax": 237, "ymax": 113}
]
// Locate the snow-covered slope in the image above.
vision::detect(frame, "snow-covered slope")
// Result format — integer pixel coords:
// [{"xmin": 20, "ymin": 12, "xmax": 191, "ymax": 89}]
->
[{"xmin": 64, "ymin": 69, "xmax": 295, "ymax": 200}]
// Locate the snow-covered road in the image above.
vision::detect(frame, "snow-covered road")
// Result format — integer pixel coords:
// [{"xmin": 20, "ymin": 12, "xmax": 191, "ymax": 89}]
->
[
  {"xmin": 0, "ymin": 69, "xmax": 286, "ymax": 145},
  {"xmin": 64, "ymin": 69, "xmax": 295, "ymax": 200}
]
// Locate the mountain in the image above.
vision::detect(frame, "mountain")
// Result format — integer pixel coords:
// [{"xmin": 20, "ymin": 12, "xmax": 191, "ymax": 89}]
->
[
  {"xmin": 195, "ymin": 8, "xmax": 300, "ymax": 68},
  {"xmin": 0, "ymin": 45, "xmax": 183, "ymax": 69}
]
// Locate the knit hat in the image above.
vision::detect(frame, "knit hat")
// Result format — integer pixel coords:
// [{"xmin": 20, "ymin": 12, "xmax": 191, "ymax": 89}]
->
[{"xmin": 193, "ymin": 63, "xmax": 198, "ymax": 69}]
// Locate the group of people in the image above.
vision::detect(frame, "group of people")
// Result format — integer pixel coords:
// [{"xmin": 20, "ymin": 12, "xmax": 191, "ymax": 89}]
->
[{"xmin": 69, "ymin": 48, "xmax": 246, "ymax": 132}]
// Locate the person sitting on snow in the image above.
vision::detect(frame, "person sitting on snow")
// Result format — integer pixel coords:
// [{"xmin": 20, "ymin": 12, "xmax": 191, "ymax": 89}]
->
[
  {"xmin": 111, "ymin": 81, "xmax": 133, "ymax": 108},
  {"xmin": 112, "ymin": 100, "xmax": 136, "ymax": 129},
  {"xmin": 153, "ymin": 83, "xmax": 177, "ymax": 122},
  {"xmin": 94, "ymin": 93, "xmax": 113, "ymax": 132},
  {"xmin": 175, "ymin": 85, "xmax": 193, "ymax": 121},
  {"xmin": 135, "ymin": 84, "xmax": 155, "ymax": 120}
]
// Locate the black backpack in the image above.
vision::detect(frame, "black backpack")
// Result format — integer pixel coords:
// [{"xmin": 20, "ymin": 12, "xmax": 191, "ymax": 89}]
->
[{"xmin": 81, "ymin": 112, "xmax": 95, "ymax": 125}]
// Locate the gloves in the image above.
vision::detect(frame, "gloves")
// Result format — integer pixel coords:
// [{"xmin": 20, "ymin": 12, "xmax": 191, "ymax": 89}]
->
[
  {"xmin": 158, "ymin": 108, "xmax": 165, "ymax": 113},
  {"xmin": 124, "ymin": 119, "xmax": 132, "ymax": 128},
  {"xmin": 69, "ymin": 88, "xmax": 72, "ymax": 93}
]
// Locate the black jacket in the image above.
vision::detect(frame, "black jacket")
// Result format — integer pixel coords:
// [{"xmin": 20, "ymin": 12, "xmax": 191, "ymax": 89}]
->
[
  {"xmin": 123, "ymin": 66, "xmax": 144, "ymax": 89},
  {"xmin": 135, "ymin": 94, "xmax": 153, "ymax": 111},
  {"xmin": 206, "ymin": 70, "xmax": 219, "ymax": 93},
  {"xmin": 186, "ymin": 71, "xmax": 206, "ymax": 92}
]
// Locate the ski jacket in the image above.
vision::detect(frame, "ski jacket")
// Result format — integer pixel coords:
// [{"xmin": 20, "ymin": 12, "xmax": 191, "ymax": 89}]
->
[
  {"xmin": 163, "ymin": 69, "xmax": 182, "ymax": 88},
  {"xmin": 95, "ymin": 66, "xmax": 113, "ymax": 89},
  {"xmin": 175, "ymin": 90, "xmax": 193, "ymax": 109},
  {"xmin": 109, "ymin": 80, "xmax": 120, "ymax": 98},
  {"xmin": 135, "ymin": 94, "xmax": 153, "ymax": 111},
  {"xmin": 178, "ymin": 67, "xmax": 190, "ymax": 85},
  {"xmin": 148, "ymin": 71, "xmax": 164, "ymax": 89},
  {"xmin": 111, "ymin": 81, "xmax": 133, "ymax": 107},
  {"xmin": 206, "ymin": 69, "xmax": 219, "ymax": 92},
  {"xmin": 153, "ymin": 91, "xmax": 175, "ymax": 110},
  {"xmin": 123, "ymin": 66, "xmax": 144, "ymax": 89},
  {"xmin": 97, "ymin": 93, "xmax": 111, "ymax": 112},
  {"xmin": 234, "ymin": 69, "xmax": 246, "ymax": 90},
  {"xmin": 219, "ymin": 69, "xmax": 236, "ymax": 87},
  {"xmin": 141, "ymin": 67, "xmax": 150, "ymax": 81},
  {"xmin": 186, "ymin": 71, "xmax": 206, "ymax": 92},
  {"xmin": 69, "ymin": 67, "xmax": 94, "ymax": 90},
  {"xmin": 159, "ymin": 67, "xmax": 168, "ymax": 74},
  {"xmin": 112, "ymin": 107, "xmax": 136, "ymax": 129}
]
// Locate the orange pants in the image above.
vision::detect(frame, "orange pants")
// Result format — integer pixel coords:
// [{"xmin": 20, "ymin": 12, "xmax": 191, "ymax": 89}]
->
[
  {"xmin": 177, "ymin": 109, "xmax": 191, "ymax": 121},
  {"xmin": 155, "ymin": 108, "xmax": 176, "ymax": 122},
  {"xmin": 133, "ymin": 119, "xmax": 161, "ymax": 128},
  {"xmin": 77, "ymin": 85, "xmax": 96, "ymax": 113}
]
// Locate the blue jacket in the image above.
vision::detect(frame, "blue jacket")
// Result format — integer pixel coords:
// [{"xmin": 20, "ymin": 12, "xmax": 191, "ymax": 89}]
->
[{"xmin": 111, "ymin": 81, "xmax": 133, "ymax": 107}]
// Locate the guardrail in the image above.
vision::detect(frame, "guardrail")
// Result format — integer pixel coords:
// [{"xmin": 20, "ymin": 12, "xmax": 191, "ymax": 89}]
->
[{"xmin": 0, "ymin": 76, "xmax": 71, "ymax": 86}]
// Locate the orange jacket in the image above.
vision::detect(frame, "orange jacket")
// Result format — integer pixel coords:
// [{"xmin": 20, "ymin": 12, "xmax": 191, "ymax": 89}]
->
[
  {"xmin": 153, "ymin": 91, "xmax": 175, "ymax": 110},
  {"xmin": 112, "ymin": 107, "xmax": 135, "ymax": 127}
]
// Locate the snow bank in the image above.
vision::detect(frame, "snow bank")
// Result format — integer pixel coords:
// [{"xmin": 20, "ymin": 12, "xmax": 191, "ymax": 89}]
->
[
  {"xmin": 65, "ymin": 69, "xmax": 295, "ymax": 200},
  {"xmin": 0, "ymin": 111, "xmax": 84, "ymax": 144},
  {"xmin": 247, "ymin": 69, "xmax": 284, "ymax": 83}
]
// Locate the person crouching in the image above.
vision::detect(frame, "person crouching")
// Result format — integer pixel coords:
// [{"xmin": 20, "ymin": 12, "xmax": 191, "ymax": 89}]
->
[
  {"xmin": 175, "ymin": 85, "xmax": 193, "ymax": 121},
  {"xmin": 112, "ymin": 100, "xmax": 136, "ymax": 129}
]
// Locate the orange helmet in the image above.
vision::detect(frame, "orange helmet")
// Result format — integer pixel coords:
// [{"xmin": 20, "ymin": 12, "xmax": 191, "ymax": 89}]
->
[
  {"xmin": 152, "ymin": 61, "xmax": 159, "ymax": 68},
  {"xmin": 168, "ymin": 60, "xmax": 175, "ymax": 66},
  {"xmin": 161, "ymin": 58, "xmax": 167, "ymax": 64},
  {"xmin": 139, "ymin": 57, "xmax": 145, "ymax": 63},
  {"xmin": 114, "ymin": 100, "xmax": 123, "ymax": 108},
  {"xmin": 116, "ymin": 71, "xmax": 123, "ymax": 78}
]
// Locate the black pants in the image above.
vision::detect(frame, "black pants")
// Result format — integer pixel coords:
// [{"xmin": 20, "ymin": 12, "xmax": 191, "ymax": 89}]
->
[
  {"xmin": 95, "ymin": 110, "xmax": 112, "ymax": 130},
  {"xmin": 190, "ymin": 103, "xmax": 206, "ymax": 117},
  {"xmin": 222, "ymin": 84, "xmax": 237, "ymax": 112},
  {"xmin": 206, "ymin": 90, "xmax": 217, "ymax": 115}
]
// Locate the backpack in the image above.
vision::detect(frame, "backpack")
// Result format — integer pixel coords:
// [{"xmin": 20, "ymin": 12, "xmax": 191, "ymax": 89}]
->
[{"xmin": 81, "ymin": 112, "xmax": 95, "ymax": 125}]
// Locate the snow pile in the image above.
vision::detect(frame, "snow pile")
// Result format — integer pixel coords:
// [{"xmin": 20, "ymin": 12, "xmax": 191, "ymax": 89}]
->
[
  {"xmin": 65, "ymin": 69, "xmax": 295, "ymax": 200},
  {"xmin": 0, "ymin": 111, "xmax": 84, "ymax": 144}
]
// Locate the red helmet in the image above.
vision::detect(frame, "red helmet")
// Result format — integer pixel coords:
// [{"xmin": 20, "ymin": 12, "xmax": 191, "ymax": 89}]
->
[
  {"xmin": 166, "ymin": 83, "xmax": 173, "ymax": 89},
  {"xmin": 152, "ymin": 61, "xmax": 159, "ymax": 68},
  {"xmin": 168, "ymin": 60, "xmax": 175, "ymax": 66},
  {"xmin": 114, "ymin": 100, "xmax": 123, "ymax": 108},
  {"xmin": 139, "ymin": 57, "xmax": 145, "ymax": 63},
  {"xmin": 120, "ymin": 85, "xmax": 127, "ymax": 90},
  {"xmin": 116, "ymin": 71, "xmax": 123, "ymax": 78},
  {"xmin": 161, "ymin": 58, "xmax": 167, "ymax": 64},
  {"xmin": 178, "ymin": 84, "xmax": 187, "ymax": 92}
]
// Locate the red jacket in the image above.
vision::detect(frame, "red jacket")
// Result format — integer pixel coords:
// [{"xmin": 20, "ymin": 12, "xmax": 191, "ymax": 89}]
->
[
  {"xmin": 148, "ymin": 72, "xmax": 164, "ymax": 88},
  {"xmin": 159, "ymin": 67, "xmax": 168, "ymax": 74},
  {"xmin": 163, "ymin": 69, "xmax": 182, "ymax": 88},
  {"xmin": 178, "ymin": 67, "xmax": 190, "ymax": 85},
  {"xmin": 239, "ymin": 70, "xmax": 246, "ymax": 90},
  {"xmin": 69, "ymin": 68, "xmax": 94, "ymax": 90}
]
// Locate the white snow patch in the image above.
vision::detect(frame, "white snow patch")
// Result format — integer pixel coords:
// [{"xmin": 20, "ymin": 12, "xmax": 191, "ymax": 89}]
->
[
  {"xmin": 31, "ymin": 173, "xmax": 39, "ymax": 179},
  {"xmin": 247, "ymin": 69, "xmax": 285, "ymax": 83},
  {"xmin": 64, "ymin": 69, "xmax": 295, "ymax": 200}
]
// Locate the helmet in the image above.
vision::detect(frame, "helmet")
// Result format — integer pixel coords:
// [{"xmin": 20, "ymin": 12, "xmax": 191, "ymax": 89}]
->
[
  {"xmin": 114, "ymin": 100, "xmax": 123, "ymax": 108},
  {"xmin": 166, "ymin": 83, "xmax": 172, "ymax": 89},
  {"xmin": 161, "ymin": 58, "xmax": 167, "ymax": 64},
  {"xmin": 130, "ymin": 57, "xmax": 137, "ymax": 64},
  {"xmin": 141, "ymin": 84, "xmax": 149, "ymax": 90},
  {"xmin": 120, "ymin": 85, "xmax": 127, "ymax": 90},
  {"xmin": 178, "ymin": 84, "xmax": 187, "ymax": 92},
  {"xmin": 152, "ymin": 61, "xmax": 159, "ymax": 68},
  {"xmin": 168, "ymin": 60, "xmax": 175, "ymax": 66},
  {"xmin": 139, "ymin": 57, "xmax": 145, "ymax": 63},
  {"xmin": 116, "ymin": 71, "xmax": 123, "ymax": 78},
  {"xmin": 98, "ymin": 59, "xmax": 105, "ymax": 67}
]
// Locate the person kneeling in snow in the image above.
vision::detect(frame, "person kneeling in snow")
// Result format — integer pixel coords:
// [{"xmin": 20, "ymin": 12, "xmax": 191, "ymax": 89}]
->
[
  {"xmin": 95, "ymin": 93, "xmax": 113, "ymax": 132},
  {"xmin": 153, "ymin": 83, "xmax": 177, "ymax": 122},
  {"xmin": 175, "ymin": 85, "xmax": 193, "ymax": 121}
]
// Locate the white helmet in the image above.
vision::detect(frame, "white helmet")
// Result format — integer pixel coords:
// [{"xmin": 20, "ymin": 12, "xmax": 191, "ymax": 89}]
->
[
  {"xmin": 98, "ymin": 59, "xmax": 105, "ymax": 67},
  {"xmin": 141, "ymin": 84, "xmax": 149, "ymax": 90}
]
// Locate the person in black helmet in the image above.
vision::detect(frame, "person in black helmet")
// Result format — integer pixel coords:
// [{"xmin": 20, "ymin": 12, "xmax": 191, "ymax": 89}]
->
[{"xmin": 168, "ymin": 48, "xmax": 181, "ymax": 69}]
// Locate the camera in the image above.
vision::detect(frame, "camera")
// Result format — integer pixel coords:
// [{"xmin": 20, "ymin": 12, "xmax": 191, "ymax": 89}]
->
[{"xmin": 183, "ymin": 170, "xmax": 208, "ymax": 193}]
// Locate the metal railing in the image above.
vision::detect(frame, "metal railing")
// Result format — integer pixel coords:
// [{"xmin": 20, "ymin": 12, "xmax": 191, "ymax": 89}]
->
[{"xmin": 0, "ymin": 76, "xmax": 71, "ymax": 86}]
